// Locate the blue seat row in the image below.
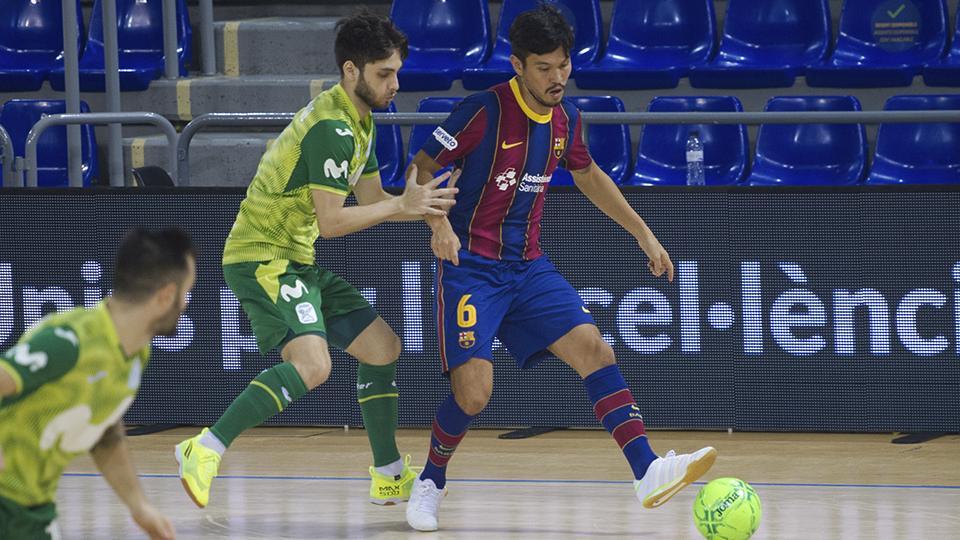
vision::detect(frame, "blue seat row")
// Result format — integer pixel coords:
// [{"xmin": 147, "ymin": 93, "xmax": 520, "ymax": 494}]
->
[
  {"xmin": 374, "ymin": 95, "xmax": 960, "ymax": 187},
  {"xmin": 0, "ymin": 0, "xmax": 190, "ymax": 92},
  {"xmin": 0, "ymin": 99, "xmax": 98, "ymax": 187},
  {"xmin": 391, "ymin": 0, "xmax": 960, "ymax": 90},
  {"xmin": 5, "ymin": 94, "xmax": 955, "ymax": 188}
]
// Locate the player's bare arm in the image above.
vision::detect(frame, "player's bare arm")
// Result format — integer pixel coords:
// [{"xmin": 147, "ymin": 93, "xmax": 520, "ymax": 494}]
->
[
  {"xmin": 92, "ymin": 422, "xmax": 176, "ymax": 539},
  {"xmin": 411, "ymin": 150, "xmax": 462, "ymax": 265},
  {"xmin": 571, "ymin": 161, "xmax": 674, "ymax": 282},
  {"xmin": 0, "ymin": 370, "xmax": 16, "ymax": 398},
  {"xmin": 312, "ymin": 163, "xmax": 457, "ymax": 238},
  {"xmin": 353, "ymin": 166, "xmax": 460, "ymax": 222}
]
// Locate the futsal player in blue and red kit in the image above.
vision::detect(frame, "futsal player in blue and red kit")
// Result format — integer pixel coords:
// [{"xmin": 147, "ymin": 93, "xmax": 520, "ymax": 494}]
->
[{"xmin": 404, "ymin": 5, "xmax": 718, "ymax": 532}]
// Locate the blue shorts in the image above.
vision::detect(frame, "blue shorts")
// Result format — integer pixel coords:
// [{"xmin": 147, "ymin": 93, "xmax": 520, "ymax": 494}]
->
[{"xmin": 435, "ymin": 250, "xmax": 595, "ymax": 372}]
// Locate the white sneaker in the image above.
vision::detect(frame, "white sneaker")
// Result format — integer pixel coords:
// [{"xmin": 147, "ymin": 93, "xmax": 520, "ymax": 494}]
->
[
  {"xmin": 406, "ymin": 477, "xmax": 445, "ymax": 531},
  {"xmin": 634, "ymin": 446, "xmax": 717, "ymax": 509}
]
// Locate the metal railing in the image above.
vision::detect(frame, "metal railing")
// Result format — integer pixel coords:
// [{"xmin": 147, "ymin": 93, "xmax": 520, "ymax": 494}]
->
[
  {"xmin": 198, "ymin": 0, "xmax": 216, "ymax": 76},
  {"xmin": 176, "ymin": 109, "xmax": 960, "ymax": 186},
  {"xmin": 163, "ymin": 0, "xmax": 178, "ymax": 79},
  {"xmin": 61, "ymin": 0, "xmax": 83, "ymax": 186},
  {"xmin": 0, "ymin": 125, "xmax": 20, "ymax": 187},
  {"xmin": 57, "ymin": 0, "xmax": 188, "ymax": 187},
  {"xmin": 23, "ymin": 113, "xmax": 179, "ymax": 188}
]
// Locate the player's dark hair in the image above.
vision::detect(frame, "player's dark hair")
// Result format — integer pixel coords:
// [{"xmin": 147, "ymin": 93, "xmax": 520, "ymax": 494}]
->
[
  {"xmin": 509, "ymin": 3, "xmax": 574, "ymax": 63},
  {"xmin": 335, "ymin": 11, "xmax": 408, "ymax": 76},
  {"xmin": 113, "ymin": 228, "xmax": 196, "ymax": 302}
]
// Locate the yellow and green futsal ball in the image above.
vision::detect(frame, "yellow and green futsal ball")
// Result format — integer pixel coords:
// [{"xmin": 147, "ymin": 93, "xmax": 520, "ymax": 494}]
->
[{"xmin": 693, "ymin": 477, "xmax": 762, "ymax": 540}]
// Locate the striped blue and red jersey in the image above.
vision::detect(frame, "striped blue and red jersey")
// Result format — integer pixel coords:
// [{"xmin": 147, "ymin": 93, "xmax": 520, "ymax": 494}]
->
[{"xmin": 419, "ymin": 78, "xmax": 593, "ymax": 261}]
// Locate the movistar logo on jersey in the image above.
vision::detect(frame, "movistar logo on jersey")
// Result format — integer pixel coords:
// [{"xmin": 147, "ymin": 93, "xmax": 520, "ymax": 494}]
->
[
  {"xmin": 323, "ymin": 159, "xmax": 349, "ymax": 180},
  {"xmin": 518, "ymin": 172, "xmax": 551, "ymax": 193},
  {"xmin": 432, "ymin": 127, "xmax": 458, "ymax": 151},
  {"xmin": 8, "ymin": 343, "xmax": 47, "ymax": 372}
]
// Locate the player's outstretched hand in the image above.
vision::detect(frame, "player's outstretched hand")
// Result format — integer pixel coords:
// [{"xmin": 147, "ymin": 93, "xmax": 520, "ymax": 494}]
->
[
  {"xmin": 640, "ymin": 237, "xmax": 674, "ymax": 282},
  {"xmin": 399, "ymin": 164, "xmax": 460, "ymax": 216},
  {"xmin": 132, "ymin": 503, "xmax": 176, "ymax": 539}
]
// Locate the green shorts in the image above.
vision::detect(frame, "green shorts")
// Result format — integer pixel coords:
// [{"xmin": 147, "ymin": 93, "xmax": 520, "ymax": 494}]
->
[
  {"xmin": 0, "ymin": 495, "xmax": 58, "ymax": 540},
  {"xmin": 223, "ymin": 260, "xmax": 377, "ymax": 355}
]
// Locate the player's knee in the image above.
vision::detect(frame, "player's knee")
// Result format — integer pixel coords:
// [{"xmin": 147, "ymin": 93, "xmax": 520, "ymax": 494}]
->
[
  {"xmin": 593, "ymin": 339, "xmax": 616, "ymax": 367},
  {"xmin": 573, "ymin": 338, "xmax": 616, "ymax": 377},
  {"xmin": 359, "ymin": 332, "xmax": 401, "ymax": 365},
  {"xmin": 292, "ymin": 351, "xmax": 331, "ymax": 389},
  {"xmin": 455, "ymin": 385, "xmax": 491, "ymax": 416},
  {"xmin": 384, "ymin": 332, "xmax": 402, "ymax": 363}
]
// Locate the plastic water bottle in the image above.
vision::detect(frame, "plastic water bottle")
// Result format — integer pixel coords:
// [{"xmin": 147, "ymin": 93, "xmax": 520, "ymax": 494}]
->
[{"xmin": 686, "ymin": 130, "xmax": 705, "ymax": 186}]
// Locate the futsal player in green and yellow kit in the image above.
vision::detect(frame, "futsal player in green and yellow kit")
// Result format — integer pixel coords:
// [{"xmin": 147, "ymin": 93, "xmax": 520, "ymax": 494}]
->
[
  {"xmin": 174, "ymin": 12, "xmax": 458, "ymax": 509},
  {"xmin": 0, "ymin": 228, "xmax": 196, "ymax": 539}
]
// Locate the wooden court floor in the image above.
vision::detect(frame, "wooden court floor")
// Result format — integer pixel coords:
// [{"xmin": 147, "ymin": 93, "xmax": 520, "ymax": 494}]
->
[{"xmin": 57, "ymin": 427, "xmax": 960, "ymax": 539}]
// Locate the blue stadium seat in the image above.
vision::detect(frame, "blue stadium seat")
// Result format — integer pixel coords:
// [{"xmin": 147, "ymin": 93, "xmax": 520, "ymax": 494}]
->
[
  {"xmin": 923, "ymin": 8, "xmax": 960, "ymax": 86},
  {"xmin": 577, "ymin": 0, "xmax": 715, "ymax": 90},
  {"xmin": 689, "ymin": 0, "xmax": 830, "ymax": 89},
  {"xmin": 407, "ymin": 97, "xmax": 462, "ymax": 169},
  {"xmin": 0, "ymin": 0, "xmax": 84, "ymax": 92},
  {"xmin": 461, "ymin": 0, "xmax": 602, "ymax": 91},
  {"xmin": 374, "ymin": 103, "xmax": 405, "ymax": 189},
  {"xmin": 748, "ymin": 96, "xmax": 866, "ymax": 186},
  {"xmin": 866, "ymin": 95, "xmax": 960, "ymax": 185},
  {"xmin": 806, "ymin": 0, "xmax": 947, "ymax": 88},
  {"xmin": 628, "ymin": 96, "xmax": 747, "ymax": 186},
  {"xmin": 50, "ymin": 0, "xmax": 191, "ymax": 92},
  {"xmin": 0, "ymin": 100, "xmax": 98, "ymax": 187},
  {"xmin": 552, "ymin": 96, "xmax": 632, "ymax": 186},
  {"xmin": 390, "ymin": 0, "xmax": 490, "ymax": 91}
]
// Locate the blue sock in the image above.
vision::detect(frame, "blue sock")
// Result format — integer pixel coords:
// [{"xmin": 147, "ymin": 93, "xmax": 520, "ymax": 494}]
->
[
  {"xmin": 584, "ymin": 364, "xmax": 658, "ymax": 479},
  {"xmin": 421, "ymin": 394, "xmax": 475, "ymax": 489}
]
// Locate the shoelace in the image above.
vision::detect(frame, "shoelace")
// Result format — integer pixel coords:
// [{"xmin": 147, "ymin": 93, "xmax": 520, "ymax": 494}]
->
[
  {"xmin": 652, "ymin": 450, "xmax": 681, "ymax": 482},
  {"xmin": 415, "ymin": 482, "xmax": 442, "ymax": 512}
]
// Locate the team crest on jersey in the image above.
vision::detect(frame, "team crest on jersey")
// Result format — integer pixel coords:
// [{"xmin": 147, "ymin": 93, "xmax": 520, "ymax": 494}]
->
[
  {"xmin": 553, "ymin": 137, "xmax": 566, "ymax": 159},
  {"xmin": 458, "ymin": 331, "xmax": 476, "ymax": 348}
]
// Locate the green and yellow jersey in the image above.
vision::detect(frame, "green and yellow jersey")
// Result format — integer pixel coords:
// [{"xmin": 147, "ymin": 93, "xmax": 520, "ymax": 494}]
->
[
  {"xmin": 223, "ymin": 83, "xmax": 380, "ymax": 266},
  {"xmin": 0, "ymin": 303, "xmax": 149, "ymax": 507}
]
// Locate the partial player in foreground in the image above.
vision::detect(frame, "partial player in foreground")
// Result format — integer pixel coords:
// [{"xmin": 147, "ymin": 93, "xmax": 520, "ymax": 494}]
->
[
  {"xmin": 404, "ymin": 5, "xmax": 716, "ymax": 531},
  {"xmin": 0, "ymin": 227, "xmax": 196, "ymax": 540}
]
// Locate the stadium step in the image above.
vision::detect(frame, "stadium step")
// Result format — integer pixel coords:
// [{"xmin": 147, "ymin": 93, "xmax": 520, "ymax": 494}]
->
[
  {"xmin": 123, "ymin": 132, "xmax": 274, "ymax": 186},
  {"xmin": 0, "ymin": 75, "xmax": 341, "ymax": 123},
  {"xmin": 213, "ymin": 18, "xmax": 340, "ymax": 76}
]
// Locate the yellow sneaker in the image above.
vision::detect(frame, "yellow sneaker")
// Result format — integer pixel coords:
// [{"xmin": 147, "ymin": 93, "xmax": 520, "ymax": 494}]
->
[
  {"xmin": 369, "ymin": 454, "xmax": 419, "ymax": 505},
  {"xmin": 174, "ymin": 428, "xmax": 222, "ymax": 508}
]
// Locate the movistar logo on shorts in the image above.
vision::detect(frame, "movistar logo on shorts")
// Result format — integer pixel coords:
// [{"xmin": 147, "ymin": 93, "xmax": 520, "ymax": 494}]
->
[
  {"xmin": 518, "ymin": 172, "xmax": 551, "ymax": 193},
  {"xmin": 280, "ymin": 280, "xmax": 308, "ymax": 302},
  {"xmin": 432, "ymin": 127, "xmax": 458, "ymax": 151}
]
